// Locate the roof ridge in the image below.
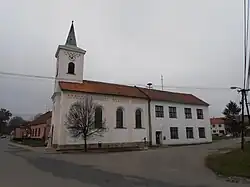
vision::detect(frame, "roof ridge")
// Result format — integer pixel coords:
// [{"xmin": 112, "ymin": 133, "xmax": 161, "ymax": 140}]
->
[{"xmin": 81, "ymin": 79, "xmax": 193, "ymax": 95}]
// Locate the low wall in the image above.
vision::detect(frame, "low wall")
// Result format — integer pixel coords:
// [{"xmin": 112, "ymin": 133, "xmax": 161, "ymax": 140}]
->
[{"xmin": 53, "ymin": 141, "xmax": 148, "ymax": 151}]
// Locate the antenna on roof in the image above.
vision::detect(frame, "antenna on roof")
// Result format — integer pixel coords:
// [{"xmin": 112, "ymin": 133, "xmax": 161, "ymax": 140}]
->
[
  {"xmin": 45, "ymin": 105, "xmax": 48, "ymax": 112},
  {"xmin": 161, "ymin": 75, "xmax": 164, "ymax": 91}
]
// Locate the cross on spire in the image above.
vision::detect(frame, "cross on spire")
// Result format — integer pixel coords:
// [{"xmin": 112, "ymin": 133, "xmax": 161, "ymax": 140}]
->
[{"xmin": 65, "ymin": 21, "xmax": 77, "ymax": 46}]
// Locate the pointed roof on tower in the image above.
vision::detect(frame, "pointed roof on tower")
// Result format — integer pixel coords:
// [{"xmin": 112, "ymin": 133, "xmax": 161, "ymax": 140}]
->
[
  {"xmin": 65, "ymin": 21, "xmax": 77, "ymax": 46},
  {"xmin": 55, "ymin": 21, "xmax": 86, "ymax": 58}
]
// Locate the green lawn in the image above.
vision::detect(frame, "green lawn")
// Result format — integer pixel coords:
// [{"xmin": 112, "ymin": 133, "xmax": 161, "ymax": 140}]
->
[
  {"xmin": 212, "ymin": 135, "xmax": 232, "ymax": 141},
  {"xmin": 206, "ymin": 143, "xmax": 250, "ymax": 178},
  {"xmin": 12, "ymin": 138, "xmax": 45, "ymax": 147}
]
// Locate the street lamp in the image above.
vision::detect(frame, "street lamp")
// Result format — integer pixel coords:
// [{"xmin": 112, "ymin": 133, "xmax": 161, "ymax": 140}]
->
[{"xmin": 230, "ymin": 86, "xmax": 241, "ymax": 90}]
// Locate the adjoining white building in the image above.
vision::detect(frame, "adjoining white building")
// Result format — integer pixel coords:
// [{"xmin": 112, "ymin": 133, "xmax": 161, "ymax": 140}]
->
[
  {"xmin": 210, "ymin": 117, "xmax": 226, "ymax": 136},
  {"xmin": 51, "ymin": 22, "xmax": 212, "ymax": 150}
]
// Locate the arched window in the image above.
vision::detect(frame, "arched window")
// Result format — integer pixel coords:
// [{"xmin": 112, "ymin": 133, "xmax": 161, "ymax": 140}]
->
[
  {"xmin": 68, "ymin": 62, "xmax": 75, "ymax": 74},
  {"xmin": 116, "ymin": 107, "xmax": 123, "ymax": 128},
  {"xmin": 95, "ymin": 106, "xmax": 103, "ymax": 128},
  {"xmin": 135, "ymin": 109, "xmax": 142, "ymax": 128}
]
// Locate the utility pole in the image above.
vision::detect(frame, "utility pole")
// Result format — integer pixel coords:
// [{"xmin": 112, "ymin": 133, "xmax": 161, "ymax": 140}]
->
[
  {"xmin": 231, "ymin": 87, "xmax": 250, "ymax": 151},
  {"xmin": 241, "ymin": 89, "xmax": 245, "ymax": 151}
]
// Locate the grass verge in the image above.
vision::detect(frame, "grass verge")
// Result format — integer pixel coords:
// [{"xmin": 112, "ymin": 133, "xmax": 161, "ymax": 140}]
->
[
  {"xmin": 206, "ymin": 143, "xmax": 250, "ymax": 178},
  {"xmin": 11, "ymin": 138, "xmax": 45, "ymax": 147}
]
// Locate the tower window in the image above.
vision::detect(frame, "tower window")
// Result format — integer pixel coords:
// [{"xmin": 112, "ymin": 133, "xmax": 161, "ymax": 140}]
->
[{"xmin": 68, "ymin": 62, "xmax": 75, "ymax": 74}]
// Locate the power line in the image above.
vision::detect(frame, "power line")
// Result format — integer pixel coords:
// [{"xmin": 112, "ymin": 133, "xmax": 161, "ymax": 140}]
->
[{"xmin": 0, "ymin": 70, "xmax": 232, "ymax": 91}]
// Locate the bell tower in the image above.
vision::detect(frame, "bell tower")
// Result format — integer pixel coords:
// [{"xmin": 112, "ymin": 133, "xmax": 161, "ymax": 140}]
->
[
  {"xmin": 51, "ymin": 21, "xmax": 86, "ymax": 147},
  {"xmin": 54, "ymin": 21, "xmax": 86, "ymax": 92}
]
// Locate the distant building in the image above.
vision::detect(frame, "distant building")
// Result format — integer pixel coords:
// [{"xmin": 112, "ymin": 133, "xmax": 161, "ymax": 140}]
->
[
  {"xmin": 210, "ymin": 117, "xmax": 226, "ymax": 135},
  {"xmin": 29, "ymin": 111, "xmax": 51, "ymax": 141},
  {"xmin": 13, "ymin": 111, "xmax": 51, "ymax": 142}
]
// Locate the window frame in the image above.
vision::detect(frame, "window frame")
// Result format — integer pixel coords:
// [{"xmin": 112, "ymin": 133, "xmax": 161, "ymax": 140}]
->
[
  {"xmin": 155, "ymin": 105, "xmax": 164, "ymax": 118},
  {"xmin": 94, "ymin": 106, "xmax": 103, "ymax": 129},
  {"xmin": 170, "ymin": 127, "xmax": 179, "ymax": 139},
  {"xmin": 135, "ymin": 108, "xmax": 142, "ymax": 128},
  {"xmin": 38, "ymin": 128, "xmax": 40, "ymax": 136},
  {"xmin": 67, "ymin": 62, "xmax": 75, "ymax": 74},
  {"xmin": 186, "ymin": 127, "xmax": 194, "ymax": 139},
  {"xmin": 116, "ymin": 107, "xmax": 124, "ymax": 128},
  {"xmin": 198, "ymin": 127, "xmax": 206, "ymax": 138},
  {"xmin": 169, "ymin": 106, "xmax": 177, "ymax": 118},
  {"xmin": 196, "ymin": 109, "xmax": 204, "ymax": 119},
  {"xmin": 184, "ymin": 108, "xmax": 192, "ymax": 119}
]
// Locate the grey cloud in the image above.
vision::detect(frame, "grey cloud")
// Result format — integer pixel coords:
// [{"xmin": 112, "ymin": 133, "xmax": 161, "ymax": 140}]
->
[{"xmin": 0, "ymin": 0, "xmax": 244, "ymax": 117}]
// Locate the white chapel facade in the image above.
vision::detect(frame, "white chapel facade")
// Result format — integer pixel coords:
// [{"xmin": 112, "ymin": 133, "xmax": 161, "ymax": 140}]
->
[{"xmin": 51, "ymin": 22, "xmax": 212, "ymax": 150}]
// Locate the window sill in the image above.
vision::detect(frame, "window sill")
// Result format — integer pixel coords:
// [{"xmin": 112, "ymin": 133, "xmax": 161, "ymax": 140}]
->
[
  {"xmin": 134, "ymin": 127, "xmax": 145, "ymax": 129},
  {"xmin": 66, "ymin": 73, "xmax": 76, "ymax": 75},
  {"xmin": 114, "ymin": 127, "xmax": 127, "ymax": 129}
]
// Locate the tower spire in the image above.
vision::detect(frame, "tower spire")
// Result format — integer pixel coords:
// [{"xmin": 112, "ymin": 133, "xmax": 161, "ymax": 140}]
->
[{"xmin": 65, "ymin": 21, "xmax": 77, "ymax": 46}]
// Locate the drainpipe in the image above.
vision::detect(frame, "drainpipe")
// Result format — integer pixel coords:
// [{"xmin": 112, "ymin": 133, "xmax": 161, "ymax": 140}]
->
[{"xmin": 134, "ymin": 86, "xmax": 152, "ymax": 146}]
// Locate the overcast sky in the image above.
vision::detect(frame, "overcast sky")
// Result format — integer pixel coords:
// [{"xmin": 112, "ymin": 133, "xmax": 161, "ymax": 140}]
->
[{"xmin": 0, "ymin": 0, "xmax": 245, "ymax": 119}]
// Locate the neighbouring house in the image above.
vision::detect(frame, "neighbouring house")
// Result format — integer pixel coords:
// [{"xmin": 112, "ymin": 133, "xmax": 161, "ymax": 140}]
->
[
  {"xmin": 29, "ymin": 111, "xmax": 52, "ymax": 141},
  {"xmin": 50, "ymin": 22, "xmax": 212, "ymax": 150},
  {"xmin": 12, "ymin": 112, "xmax": 52, "ymax": 142},
  {"xmin": 13, "ymin": 126, "xmax": 25, "ymax": 139},
  {"xmin": 12, "ymin": 121, "xmax": 30, "ymax": 139},
  {"xmin": 210, "ymin": 117, "xmax": 226, "ymax": 136}
]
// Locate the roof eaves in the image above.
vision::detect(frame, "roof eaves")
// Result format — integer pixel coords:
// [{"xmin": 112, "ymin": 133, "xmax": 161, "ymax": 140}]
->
[{"xmin": 61, "ymin": 88, "xmax": 147, "ymax": 100}]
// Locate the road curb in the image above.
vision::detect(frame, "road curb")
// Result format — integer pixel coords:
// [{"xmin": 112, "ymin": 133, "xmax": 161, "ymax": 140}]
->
[{"xmin": 8, "ymin": 141, "xmax": 45, "ymax": 153}]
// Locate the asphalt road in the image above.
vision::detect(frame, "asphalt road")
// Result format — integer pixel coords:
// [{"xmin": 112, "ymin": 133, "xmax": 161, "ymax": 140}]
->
[{"xmin": 0, "ymin": 138, "xmax": 249, "ymax": 187}]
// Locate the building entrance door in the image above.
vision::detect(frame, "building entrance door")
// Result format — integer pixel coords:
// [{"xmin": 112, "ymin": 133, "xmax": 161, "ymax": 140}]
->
[{"xmin": 156, "ymin": 131, "xmax": 162, "ymax": 145}]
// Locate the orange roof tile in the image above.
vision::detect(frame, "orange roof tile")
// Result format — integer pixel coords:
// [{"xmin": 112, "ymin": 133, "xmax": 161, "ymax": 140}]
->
[
  {"xmin": 59, "ymin": 80, "xmax": 209, "ymax": 106},
  {"xmin": 210, "ymin": 117, "xmax": 225, "ymax": 125},
  {"xmin": 29, "ymin": 111, "xmax": 52, "ymax": 126}
]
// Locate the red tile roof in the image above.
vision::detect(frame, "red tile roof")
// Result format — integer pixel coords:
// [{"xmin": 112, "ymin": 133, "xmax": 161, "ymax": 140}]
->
[
  {"xmin": 59, "ymin": 80, "xmax": 209, "ymax": 106},
  {"xmin": 210, "ymin": 117, "xmax": 225, "ymax": 125},
  {"xmin": 29, "ymin": 111, "xmax": 52, "ymax": 126}
]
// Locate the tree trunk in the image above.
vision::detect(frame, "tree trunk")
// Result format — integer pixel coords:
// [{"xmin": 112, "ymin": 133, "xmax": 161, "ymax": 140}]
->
[{"xmin": 84, "ymin": 137, "xmax": 87, "ymax": 152}]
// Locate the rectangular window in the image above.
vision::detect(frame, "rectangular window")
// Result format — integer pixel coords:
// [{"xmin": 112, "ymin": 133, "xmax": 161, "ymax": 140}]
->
[
  {"xmin": 219, "ymin": 130, "xmax": 225, "ymax": 134},
  {"xmin": 218, "ymin": 124, "xmax": 222, "ymax": 127},
  {"xmin": 186, "ymin": 127, "xmax": 194, "ymax": 139},
  {"xmin": 198, "ymin": 127, "xmax": 206, "ymax": 138},
  {"xmin": 212, "ymin": 125, "xmax": 215, "ymax": 128},
  {"xmin": 35, "ymin": 129, "xmax": 37, "ymax": 137},
  {"xmin": 213, "ymin": 130, "xmax": 216, "ymax": 133},
  {"xmin": 169, "ymin": 107, "xmax": 177, "ymax": 118},
  {"xmin": 170, "ymin": 127, "xmax": 179, "ymax": 139},
  {"xmin": 184, "ymin": 108, "xmax": 192, "ymax": 119},
  {"xmin": 196, "ymin": 109, "xmax": 204, "ymax": 119},
  {"xmin": 38, "ymin": 128, "xmax": 40, "ymax": 136},
  {"xmin": 155, "ymin": 105, "xmax": 164, "ymax": 118}
]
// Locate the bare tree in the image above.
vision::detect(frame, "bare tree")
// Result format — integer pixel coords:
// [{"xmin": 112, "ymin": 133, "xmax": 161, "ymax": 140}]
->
[{"xmin": 65, "ymin": 96, "xmax": 106, "ymax": 152}]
